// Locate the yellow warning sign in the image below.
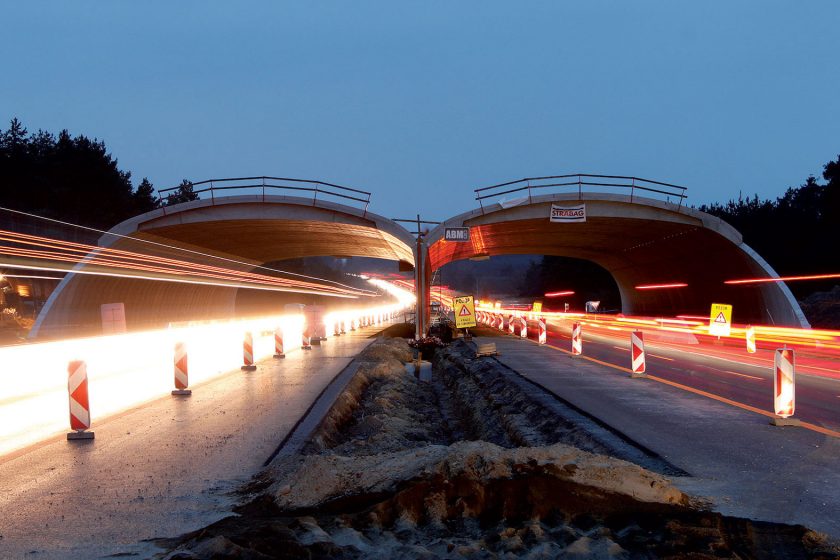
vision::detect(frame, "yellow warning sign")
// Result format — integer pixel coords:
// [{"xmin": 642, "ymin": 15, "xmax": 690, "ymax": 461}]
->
[
  {"xmin": 709, "ymin": 303, "xmax": 733, "ymax": 337},
  {"xmin": 532, "ymin": 301, "xmax": 543, "ymax": 313},
  {"xmin": 454, "ymin": 295, "xmax": 477, "ymax": 329}
]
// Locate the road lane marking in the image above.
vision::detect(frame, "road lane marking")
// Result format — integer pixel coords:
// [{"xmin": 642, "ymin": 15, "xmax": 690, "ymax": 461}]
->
[
  {"xmin": 630, "ymin": 339, "xmax": 840, "ymax": 381},
  {"xmin": 649, "ymin": 353, "xmax": 674, "ymax": 361},
  {"xmin": 613, "ymin": 345, "xmax": 625, "ymax": 351},
  {"xmin": 528, "ymin": 337, "xmax": 840, "ymax": 439},
  {"xmin": 721, "ymin": 370, "xmax": 764, "ymax": 381}
]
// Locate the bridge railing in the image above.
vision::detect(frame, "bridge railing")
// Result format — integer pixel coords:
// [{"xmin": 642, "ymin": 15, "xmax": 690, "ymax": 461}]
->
[
  {"xmin": 157, "ymin": 176, "xmax": 372, "ymax": 216},
  {"xmin": 474, "ymin": 173, "xmax": 688, "ymax": 213}
]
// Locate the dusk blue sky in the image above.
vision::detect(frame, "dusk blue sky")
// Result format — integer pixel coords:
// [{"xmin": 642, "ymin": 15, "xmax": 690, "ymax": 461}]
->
[{"xmin": 2, "ymin": 2, "xmax": 838, "ymax": 221}]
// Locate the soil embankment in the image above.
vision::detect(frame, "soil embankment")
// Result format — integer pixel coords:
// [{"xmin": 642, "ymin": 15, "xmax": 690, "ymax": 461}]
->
[{"xmin": 158, "ymin": 337, "xmax": 838, "ymax": 559}]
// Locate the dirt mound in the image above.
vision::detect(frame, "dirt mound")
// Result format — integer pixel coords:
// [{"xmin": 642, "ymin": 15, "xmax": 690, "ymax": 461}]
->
[
  {"xmin": 166, "ymin": 444, "xmax": 836, "ymax": 559},
  {"xmin": 357, "ymin": 337, "xmax": 414, "ymax": 363},
  {"xmin": 267, "ymin": 442, "xmax": 689, "ymax": 513}
]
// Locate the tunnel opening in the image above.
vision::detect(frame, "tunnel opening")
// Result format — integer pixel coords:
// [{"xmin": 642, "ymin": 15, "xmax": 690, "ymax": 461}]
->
[{"xmin": 435, "ymin": 255, "xmax": 621, "ymax": 314}]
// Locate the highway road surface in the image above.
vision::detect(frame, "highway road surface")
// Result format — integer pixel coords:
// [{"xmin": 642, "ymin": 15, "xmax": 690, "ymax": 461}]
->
[
  {"xmin": 0, "ymin": 326, "xmax": 383, "ymax": 559},
  {"xmin": 536, "ymin": 319, "xmax": 840, "ymax": 432}
]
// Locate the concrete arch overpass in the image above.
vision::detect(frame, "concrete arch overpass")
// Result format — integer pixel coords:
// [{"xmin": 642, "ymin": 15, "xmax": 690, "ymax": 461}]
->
[
  {"xmin": 31, "ymin": 181, "xmax": 416, "ymax": 339},
  {"xmin": 424, "ymin": 180, "xmax": 808, "ymax": 330}
]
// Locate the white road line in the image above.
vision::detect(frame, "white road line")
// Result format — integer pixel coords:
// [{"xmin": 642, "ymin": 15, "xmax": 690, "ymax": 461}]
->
[
  {"xmin": 649, "ymin": 353, "xmax": 674, "ymax": 361},
  {"xmin": 612, "ymin": 345, "xmax": 625, "ymax": 351},
  {"xmin": 721, "ymin": 369, "xmax": 764, "ymax": 381}
]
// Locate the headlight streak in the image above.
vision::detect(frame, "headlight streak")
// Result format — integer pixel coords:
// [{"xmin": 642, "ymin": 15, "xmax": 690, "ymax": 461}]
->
[
  {"xmin": 0, "ymin": 205, "xmax": 369, "ymax": 294},
  {"xmin": 0, "ymin": 228, "xmax": 376, "ymax": 298},
  {"xmin": 0, "ymin": 284, "xmax": 414, "ymax": 458}
]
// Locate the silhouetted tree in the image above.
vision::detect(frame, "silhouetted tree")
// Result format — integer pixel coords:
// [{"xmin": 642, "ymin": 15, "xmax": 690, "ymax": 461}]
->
[
  {"xmin": 0, "ymin": 118, "xmax": 161, "ymax": 229},
  {"xmin": 134, "ymin": 177, "xmax": 160, "ymax": 214},
  {"xmin": 700, "ymin": 154, "xmax": 840, "ymax": 298},
  {"xmin": 164, "ymin": 179, "xmax": 199, "ymax": 206}
]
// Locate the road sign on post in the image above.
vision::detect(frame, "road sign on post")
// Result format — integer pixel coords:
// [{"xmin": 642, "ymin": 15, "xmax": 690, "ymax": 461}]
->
[
  {"xmin": 709, "ymin": 303, "xmax": 733, "ymax": 337},
  {"xmin": 444, "ymin": 227, "xmax": 470, "ymax": 242},
  {"xmin": 453, "ymin": 295, "xmax": 477, "ymax": 329}
]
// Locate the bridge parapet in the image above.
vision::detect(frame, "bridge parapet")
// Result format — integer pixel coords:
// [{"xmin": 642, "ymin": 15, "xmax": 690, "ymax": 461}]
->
[
  {"xmin": 474, "ymin": 173, "xmax": 688, "ymax": 214},
  {"xmin": 157, "ymin": 176, "xmax": 372, "ymax": 216}
]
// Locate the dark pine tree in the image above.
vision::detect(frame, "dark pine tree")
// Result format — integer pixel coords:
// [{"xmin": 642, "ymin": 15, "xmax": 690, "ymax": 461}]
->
[{"xmin": 0, "ymin": 118, "xmax": 159, "ymax": 230}]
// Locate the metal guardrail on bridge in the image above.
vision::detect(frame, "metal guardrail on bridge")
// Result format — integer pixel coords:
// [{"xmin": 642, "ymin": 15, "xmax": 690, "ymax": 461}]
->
[
  {"xmin": 474, "ymin": 173, "xmax": 688, "ymax": 213},
  {"xmin": 157, "ymin": 176, "xmax": 372, "ymax": 216}
]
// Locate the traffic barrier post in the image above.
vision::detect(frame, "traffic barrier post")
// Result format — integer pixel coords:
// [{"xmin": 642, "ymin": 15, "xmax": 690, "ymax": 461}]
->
[
  {"xmin": 67, "ymin": 360, "xmax": 94, "ymax": 439},
  {"xmin": 273, "ymin": 328, "xmax": 285, "ymax": 359},
  {"xmin": 771, "ymin": 348, "xmax": 799, "ymax": 426},
  {"xmin": 571, "ymin": 322, "xmax": 582, "ymax": 355},
  {"xmin": 520, "ymin": 317, "xmax": 527, "ymax": 339},
  {"xmin": 630, "ymin": 330, "xmax": 647, "ymax": 378},
  {"xmin": 172, "ymin": 341, "xmax": 192, "ymax": 395},
  {"xmin": 538, "ymin": 318, "xmax": 547, "ymax": 345},
  {"xmin": 745, "ymin": 325, "xmax": 756, "ymax": 354},
  {"xmin": 242, "ymin": 331, "xmax": 257, "ymax": 371}
]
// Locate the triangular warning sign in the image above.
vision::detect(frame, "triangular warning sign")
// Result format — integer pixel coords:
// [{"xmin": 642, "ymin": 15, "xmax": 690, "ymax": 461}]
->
[
  {"xmin": 459, "ymin": 305, "xmax": 472, "ymax": 316},
  {"xmin": 714, "ymin": 312, "xmax": 727, "ymax": 324}
]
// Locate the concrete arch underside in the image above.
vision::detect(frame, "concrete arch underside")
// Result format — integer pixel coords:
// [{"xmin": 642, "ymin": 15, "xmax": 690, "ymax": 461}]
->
[
  {"xmin": 32, "ymin": 195, "xmax": 415, "ymax": 339},
  {"xmin": 428, "ymin": 193, "xmax": 808, "ymax": 327}
]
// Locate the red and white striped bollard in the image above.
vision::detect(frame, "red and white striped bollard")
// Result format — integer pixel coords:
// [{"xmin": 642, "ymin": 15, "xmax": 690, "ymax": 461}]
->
[
  {"xmin": 771, "ymin": 348, "xmax": 798, "ymax": 426},
  {"xmin": 67, "ymin": 360, "xmax": 94, "ymax": 439},
  {"xmin": 571, "ymin": 322, "xmax": 582, "ymax": 355},
  {"xmin": 745, "ymin": 325, "xmax": 756, "ymax": 354},
  {"xmin": 538, "ymin": 318, "xmax": 547, "ymax": 345},
  {"xmin": 172, "ymin": 342, "xmax": 192, "ymax": 395},
  {"xmin": 273, "ymin": 328, "xmax": 285, "ymax": 359},
  {"xmin": 630, "ymin": 330, "xmax": 646, "ymax": 377},
  {"xmin": 242, "ymin": 331, "xmax": 257, "ymax": 371}
]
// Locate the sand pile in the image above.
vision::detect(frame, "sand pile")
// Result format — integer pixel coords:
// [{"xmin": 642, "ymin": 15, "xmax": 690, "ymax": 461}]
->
[{"xmin": 159, "ymin": 337, "xmax": 839, "ymax": 559}]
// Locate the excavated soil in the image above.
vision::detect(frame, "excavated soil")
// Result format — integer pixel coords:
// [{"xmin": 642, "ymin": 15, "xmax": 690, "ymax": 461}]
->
[{"xmin": 157, "ymin": 337, "xmax": 839, "ymax": 559}]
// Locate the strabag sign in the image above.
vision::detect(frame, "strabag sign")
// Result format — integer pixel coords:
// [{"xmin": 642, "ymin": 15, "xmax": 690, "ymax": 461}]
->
[{"xmin": 550, "ymin": 204, "xmax": 586, "ymax": 223}]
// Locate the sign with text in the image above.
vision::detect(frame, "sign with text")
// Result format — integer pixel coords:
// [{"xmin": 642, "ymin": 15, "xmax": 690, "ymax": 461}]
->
[
  {"xmin": 444, "ymin": 227, "xmax": 471, "ymax": 242},
  {"xmin": 550, "ymin": 204, "xmax": 586, "ymax": 223},
  {"xmin": 709, "ymin": 303, "xmax": 733, "ymax": 337},
  {"xmin": 532, "ymin": 301, "xmax": 543, "ymax": 313},
  {"xmin": 453, "ymin": 295, "xmax": 477, "ymax": 329}
]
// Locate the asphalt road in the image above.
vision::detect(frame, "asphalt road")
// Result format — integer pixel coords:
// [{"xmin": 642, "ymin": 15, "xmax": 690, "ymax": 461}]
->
[
  {"xmin": 529, "ymin": 319, "xmax": 840, "ymax": 432},
  {"xmin": 0, "ymin": 327, "xmax": 381, "ymax": 559}
]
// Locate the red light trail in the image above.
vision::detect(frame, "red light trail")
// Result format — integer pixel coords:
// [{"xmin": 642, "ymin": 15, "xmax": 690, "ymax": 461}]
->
[
  {"xmin": 635, "ymin": 283, "xmax": 688, "ymax": 290},
  {"xmin": 545, "ymin": 290, "xmax": 575, "ymax": 297},
  {"xmin": 724, "ymin": 273, "xmax": 840, "ymax": 285}
]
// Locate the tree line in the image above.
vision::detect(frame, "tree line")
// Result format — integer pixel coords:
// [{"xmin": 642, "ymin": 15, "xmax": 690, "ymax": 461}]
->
[
  {"xmin": 0, "ymin": 118, "xmax": 197, "ymax": 230},
  {"xmin": 699, "ymin": 155, "xmax": 839, "ymax": 298}
]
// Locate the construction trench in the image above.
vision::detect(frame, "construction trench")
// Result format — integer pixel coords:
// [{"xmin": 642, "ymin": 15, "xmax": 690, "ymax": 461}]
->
[{"xmin": 157, "ymin": 329, "xmax": 839, "ymax": 559}]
